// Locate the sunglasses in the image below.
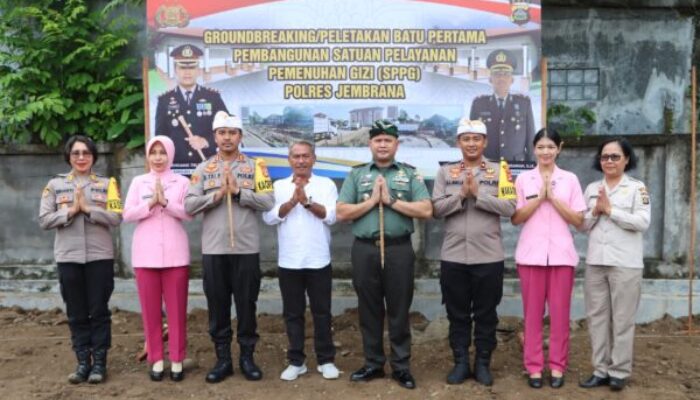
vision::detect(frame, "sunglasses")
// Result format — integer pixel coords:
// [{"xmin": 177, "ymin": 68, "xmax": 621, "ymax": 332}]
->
[{"xmin": 600, "ymin": 154, "xmax": 622, "ymax": 162}]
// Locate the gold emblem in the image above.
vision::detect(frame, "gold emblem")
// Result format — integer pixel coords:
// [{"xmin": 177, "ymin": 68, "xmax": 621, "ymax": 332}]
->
[{"xmin": 154, "ymin": 4, "xmax": 190, "ymax": 29}]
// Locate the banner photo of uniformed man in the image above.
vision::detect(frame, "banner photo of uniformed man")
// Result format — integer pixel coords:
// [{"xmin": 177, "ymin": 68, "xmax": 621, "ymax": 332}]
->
[{"xmin": 146, "ymin": 0, "xmax": 541, "ymax": 177}]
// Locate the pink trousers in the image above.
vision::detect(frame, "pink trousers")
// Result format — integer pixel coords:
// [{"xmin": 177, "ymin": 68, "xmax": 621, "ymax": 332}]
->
[
  {"xmin": 517, "ymin": 264, "xmax": 574, "ymax": 374},
  {"xmin": 134, "ymin": 266, "xmax": 189, "ymax": 363}
]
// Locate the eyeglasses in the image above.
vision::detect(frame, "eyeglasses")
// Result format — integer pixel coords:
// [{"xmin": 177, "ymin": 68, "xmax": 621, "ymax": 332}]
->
[
  {"xmin": 70, "ymin": 150, "xmax": 93, "ymax": 158},
  {"xmin": 600, "ymin": 154, "xmax": 622, "ymax": 162}
]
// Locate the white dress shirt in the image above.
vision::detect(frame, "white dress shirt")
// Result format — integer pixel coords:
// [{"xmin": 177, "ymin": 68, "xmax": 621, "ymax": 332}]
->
[{"xmin": 263, "ymin": 174, "xmax": 337, "ymax": 269}]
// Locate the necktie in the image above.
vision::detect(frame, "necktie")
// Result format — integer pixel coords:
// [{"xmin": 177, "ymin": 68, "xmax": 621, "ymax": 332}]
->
[{"xmin": 185, "ymin": 90, "xmax": 192, "ymax": 105}]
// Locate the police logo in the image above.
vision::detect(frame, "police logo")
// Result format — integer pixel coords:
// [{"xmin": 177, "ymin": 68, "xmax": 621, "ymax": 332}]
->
[
  {"xmin": 154, "ymin": 5, "xmax": 189, "ymax": 28},
  {"xmin": 510, "ymin": 1, "xmax": 531, "ymax": 26}
]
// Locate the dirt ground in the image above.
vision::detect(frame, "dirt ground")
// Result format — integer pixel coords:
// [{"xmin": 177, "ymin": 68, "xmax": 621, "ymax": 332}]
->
[{"xmin": 0, "ymin": 306, "xmax": 699, "ymax": 400}]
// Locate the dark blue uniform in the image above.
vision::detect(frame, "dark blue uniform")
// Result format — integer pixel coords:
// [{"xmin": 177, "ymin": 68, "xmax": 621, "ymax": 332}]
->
[
  {"xmin": 470, "ymin": 93, "xmax": 535, "ymax": 162},
  {"xmin": 155, "ymin": 84, "xmax": 228, "ymax": 172}
]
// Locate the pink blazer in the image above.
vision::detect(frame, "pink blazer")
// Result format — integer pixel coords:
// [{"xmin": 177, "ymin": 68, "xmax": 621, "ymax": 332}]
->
[{"xmin": 123, "ymin": 136, "xmax": 191, "ymax": 268}]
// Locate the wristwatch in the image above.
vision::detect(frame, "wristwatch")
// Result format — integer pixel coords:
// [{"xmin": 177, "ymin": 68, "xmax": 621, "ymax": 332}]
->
[{"xmin": 303, "ymin": 196, "xmax": 313, "ymax": 209}]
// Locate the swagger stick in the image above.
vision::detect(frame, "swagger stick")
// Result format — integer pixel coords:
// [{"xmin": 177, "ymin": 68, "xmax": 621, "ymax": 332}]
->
[
  {"xmin": 177, "ymin": 115, "xmax": 206, "ymax": 161},
  {"xmin": 379, "ymin": 202, "xmax": 385, "ymax": 269},
  {"xmin": 226, "ymin": 168, "xmax": 235, "ymax": 248},
  {"xmin": 689, "ymin": 66, "xmax": 697, "ymax": 334}
]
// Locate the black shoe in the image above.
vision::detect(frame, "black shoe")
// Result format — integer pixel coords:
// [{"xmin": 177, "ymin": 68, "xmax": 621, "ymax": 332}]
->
[
  {"xmin": 609, "ymin": 377, "xmax": 627, "ymax": 391},
  {"xmin": 528, "ymin": 376, "xmax": 543, "ymax": 389},
  {"xmin": 350, "ymin": 366, "xmax": 385, "ymax": 382},
  {"xmin": 446, "ymin": 362, "xmax": 470, "ymax": 384},
  {"xmin": 68, "ymin": 349, "xmax": 91, "ymax": 384},
  {"xmin": 87, "ymin": 349, "xmax": 107, "ymax": 384},
  {"xmin": 149, "ymin": 370, "xmax": 164, "ymax": 382},
  {"xmin": 550, "ymin": 375, "xmax": 565, "ymax": 389},
  {"xmin": 239, "ymin": 345, "xmax": 262, "ymax": 381},
  {"xmin": 446, "ymin": 348, "xmax": 470, "ymax": 384},
  {"xmin": 391, "ymin": 370, "xmax": 416, "ymax": 390},
  {"xmin": 170, "ymin": 370, "xmax": 184, "ymax": 382},
  {"xmin": 206, "ymin": 343, "xmax": 234, "ymax": 383},
  {"xmin": 579, "ymin": 374, "xmax": 609, "ymax": 388},
  {"xmin": 473, "ymin": 351, "xmax": 493, "ymax": 386}
]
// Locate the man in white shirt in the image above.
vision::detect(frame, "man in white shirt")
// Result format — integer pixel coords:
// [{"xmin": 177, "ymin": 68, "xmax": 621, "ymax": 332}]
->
[{"xmin": 263, "ymin": 141, "xmax": 340, "ymax": 381}]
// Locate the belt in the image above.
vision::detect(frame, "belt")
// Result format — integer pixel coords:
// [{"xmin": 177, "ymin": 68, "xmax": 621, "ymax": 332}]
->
[{"xmin": 356, "ymin": 235, "xmax": 410, "ymax": 247}]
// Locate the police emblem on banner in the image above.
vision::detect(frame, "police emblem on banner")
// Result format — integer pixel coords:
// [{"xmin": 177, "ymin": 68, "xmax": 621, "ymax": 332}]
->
[
  {"xmin": 510, "ymin": 1, "xmax": 530, "ymax": 26},
  {"xmin": 154, "ymin": 4, "xmax": 190, "ymax": 28}
]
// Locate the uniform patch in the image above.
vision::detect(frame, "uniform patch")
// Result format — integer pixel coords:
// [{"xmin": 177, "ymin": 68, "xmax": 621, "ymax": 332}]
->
[{"xmin": 190, "ymin": 173, "xmax": 200, "ymax": 185}]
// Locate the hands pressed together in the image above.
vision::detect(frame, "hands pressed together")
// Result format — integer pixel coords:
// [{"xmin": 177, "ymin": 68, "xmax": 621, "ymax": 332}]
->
[{"xmin": 213, "ymin": 166, "xmax": 241, "ymax": 203}]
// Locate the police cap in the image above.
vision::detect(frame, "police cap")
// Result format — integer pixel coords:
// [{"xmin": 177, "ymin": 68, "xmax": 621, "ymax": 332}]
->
[
  {"xmin": 171, "ymin": 44, "xmax": 203, "ymax": 67},
  {"xmin": 486, "ymin": 49, "xmax": 516, "ymax": 73}
]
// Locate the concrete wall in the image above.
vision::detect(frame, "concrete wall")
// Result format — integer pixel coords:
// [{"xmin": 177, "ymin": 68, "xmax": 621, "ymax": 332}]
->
[
  {"xmin": 0, "ymin": 135, "xmax": 698, "ymax": 279},
  {"xmin": 543, "ymin": 6, "xmax": 695, "ymax": 135}
]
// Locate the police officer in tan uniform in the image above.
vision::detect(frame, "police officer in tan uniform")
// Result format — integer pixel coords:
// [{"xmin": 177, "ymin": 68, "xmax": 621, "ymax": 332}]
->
[
  {"xmin": 39, "ymin": 135, "xmax": 122, "ymax": 384},
  {"xmin": 432, "ymin": 119, "xmax": 516, "ymax": 386},
  {"xmin": 185, "ymin": 111, "xmax": 274, "ymax": 383},
  {"xmin": 470, "ymin": 49, "xmax": 535, "ymax": 162}
]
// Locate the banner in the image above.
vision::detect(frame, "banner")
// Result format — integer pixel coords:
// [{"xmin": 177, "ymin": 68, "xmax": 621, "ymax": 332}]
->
[{"xmin": 146, "ymin": 0, "xmax": 542, "ymax": 178}]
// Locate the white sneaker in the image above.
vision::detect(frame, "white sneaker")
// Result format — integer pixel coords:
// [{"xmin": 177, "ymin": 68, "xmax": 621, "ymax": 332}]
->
[
  {"xmin": 317, "ymin": 363, "xmax": 340, "ymax": 380},
  {"xmin": 280, "ymin": 364, "xmax": 307, "ymax": 381}
]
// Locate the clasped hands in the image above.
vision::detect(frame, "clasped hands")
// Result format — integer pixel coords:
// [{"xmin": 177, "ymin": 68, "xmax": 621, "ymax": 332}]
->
[
  {"xmin": 213, "ymin": 168, "xmax": 241, "ymax": 202},
  {"xmin": 148, "ymin": 178, "xmax": 169, "ymax": 209}
]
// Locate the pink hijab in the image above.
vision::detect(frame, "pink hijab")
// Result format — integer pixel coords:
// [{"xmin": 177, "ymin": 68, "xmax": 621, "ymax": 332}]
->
[{"xmin": 146, "ymin": 135, "xmax": 176, "ymax": 179}]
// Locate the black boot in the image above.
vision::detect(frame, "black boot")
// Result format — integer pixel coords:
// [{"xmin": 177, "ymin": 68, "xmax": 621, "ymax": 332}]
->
[
  {"xmin": 68, "ymin": 349, "xmax": 92, "ymax": 384},
  {"xmin": 239, "ymin": 345, "xmax": 262, "ymax": 381},
  {"xmin": 473, "ymin": 350, "xmax": 493, "ymax": 386},
  {"xmin": 446, "ymin": 348, "xmax": 470, "ymax": 384},
  {"xmin": 206, "ymin": 343, "xmax": 234, "ymax": 383},
  {"xmin": 87, "ymin": 349, "xmax": 107, "ymax": 384}
]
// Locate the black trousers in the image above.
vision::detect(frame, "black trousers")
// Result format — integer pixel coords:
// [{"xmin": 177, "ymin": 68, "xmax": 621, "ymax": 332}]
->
[
  {"xmin": 351, "ymin": 239, "xmax": 415, "ymax": 371},
  {"xmin": 440, "ymin": 260, "xmax": 504, "ymax": 354},
  {"xmin": 57, "ymin": 260, "xmax": 115, "ymax": 352},
  {"xmin": 278, "ymin": 264, "xmax": 335, "ymax": 366},
  {"xmin": 203, "ymin": 254, "xmax": 261, "ymax": 346}
]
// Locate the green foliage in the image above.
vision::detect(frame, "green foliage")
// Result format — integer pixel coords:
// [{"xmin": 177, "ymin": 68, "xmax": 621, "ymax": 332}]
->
[
  {"xmin": 0, "ymin": 0, "xmax": 144, "ymax": 147},
  {"xmin": 547, "ymin": 103, "xmax": 597, "ymax": 138}
]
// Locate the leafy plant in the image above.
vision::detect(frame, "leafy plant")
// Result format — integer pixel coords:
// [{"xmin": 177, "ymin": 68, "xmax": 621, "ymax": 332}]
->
[
  {"xmin": 0, "ymin": 0, "xmax": 144, "ymax": 148},
  {"xmin": 546, "ymin": 103, "xmax": 596, "ymax": 138}
]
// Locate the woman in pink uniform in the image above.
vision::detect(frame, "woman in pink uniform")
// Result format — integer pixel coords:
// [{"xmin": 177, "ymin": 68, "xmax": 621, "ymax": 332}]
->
[
  {"xmin": 123, "ymin": 135, "xmax": 191, "ymax": 382},
  {"xmin": 511, "ymin": 128, "xmax": 586, "ymax": 389}
]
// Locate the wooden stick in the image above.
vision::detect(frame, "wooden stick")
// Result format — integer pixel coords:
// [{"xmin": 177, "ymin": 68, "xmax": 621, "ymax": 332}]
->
[
  {"xmin": 227, "ymin": 191, "xmax": 235, "ymax": 248},
  {"xmin": 689, "ymin": 65, "xmax": 697, "ymax": 334},
  {"xmin": 379, "ymin": 202, "xmax": 385, "ymax": 269},
  {"xmin": 541, "ymin": 57, "xmax": 548, "ymax": 128},
  {"xmin": 177, "ymin": 115, "xmax": 207, "ymax": 161}
]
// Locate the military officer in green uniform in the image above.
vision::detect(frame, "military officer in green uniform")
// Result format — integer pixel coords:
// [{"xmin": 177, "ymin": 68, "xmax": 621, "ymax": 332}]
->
[
  {"xmin": 337, "ymin": 120, "xmax": 432, "ymax": 390},
  {"xmin": 155, "ymin": 44, "xmax": 228, "ymax": 174},
  {"xmin": 470, "ymin": 49, "xmax": 535, "ymax": 162}
]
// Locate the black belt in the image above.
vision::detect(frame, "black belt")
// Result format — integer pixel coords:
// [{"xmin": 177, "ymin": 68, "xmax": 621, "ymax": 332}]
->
[{"xmin": 356, "ymin": 236, "xmax": 410, "ymax": 247}]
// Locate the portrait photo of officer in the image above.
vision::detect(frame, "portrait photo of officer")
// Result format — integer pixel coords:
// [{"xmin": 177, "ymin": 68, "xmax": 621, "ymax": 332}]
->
[
  {"xmin": 470, "ymin": 49, "xmax": 535, "ymax": 162},
  {"xmin": 155, "ymin": 44, "xmax": 228, "ymax": 172}
]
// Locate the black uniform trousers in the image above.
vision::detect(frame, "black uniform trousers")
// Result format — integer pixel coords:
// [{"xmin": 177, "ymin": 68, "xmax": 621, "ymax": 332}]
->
[
  {"xmin": 57, "ymin": 259, "xmax": 115, "ymax": 352},
  {"xmin": 351, "ymin": 238, "xmax": 415, "ymax": 372},
  {"xmin": 440, "ymin": 260, "xmax": 504, "ymax": 353},
  {"xmin": 203, "ymin": 254, "xmax": 261, "ymax": 346},
  {"xmin": 278, "ymin": 264, "xmax": 335, "ymax": 366}
]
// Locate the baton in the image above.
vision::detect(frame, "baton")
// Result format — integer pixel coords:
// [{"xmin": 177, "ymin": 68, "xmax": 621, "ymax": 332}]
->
[
  {"xmin": 379, "ymin": 202, "xmax": 385, "ymax": 269},
  {"xmin": 177, "ymin": 115, "xmax": 206, "ymax": 161}
]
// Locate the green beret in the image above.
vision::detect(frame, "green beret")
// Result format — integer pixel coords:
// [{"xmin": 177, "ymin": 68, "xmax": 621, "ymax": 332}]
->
[{"xmin": 369, "ymin": 119, "xmax": 399, "ymax": 138}]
